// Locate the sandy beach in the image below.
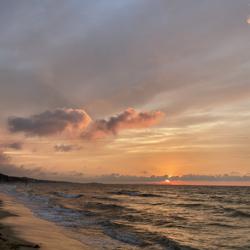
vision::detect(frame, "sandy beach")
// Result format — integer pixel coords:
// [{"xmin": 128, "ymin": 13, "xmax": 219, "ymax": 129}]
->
[
  {"xmin": 0, "ymin": 193, "xmax": 90, "ymax": 250},
  {"xmin": 0, "ymin": 203, "xmax": 39, "ymax": 249}
]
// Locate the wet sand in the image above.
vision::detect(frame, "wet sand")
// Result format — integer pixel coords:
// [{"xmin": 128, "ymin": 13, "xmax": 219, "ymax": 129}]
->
[
  {"xmin": 0, "ymin": 200, "xmax": 39, "ymax": 250},
  {"xmin": 0, "ymin": 193, "xmax": 90, "ymax": 250}
]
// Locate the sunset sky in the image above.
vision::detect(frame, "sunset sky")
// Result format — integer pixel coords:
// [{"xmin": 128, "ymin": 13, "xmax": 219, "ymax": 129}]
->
[{"xmin": 0, "ymin": 0, "xmax": 250, "ymax": 184}]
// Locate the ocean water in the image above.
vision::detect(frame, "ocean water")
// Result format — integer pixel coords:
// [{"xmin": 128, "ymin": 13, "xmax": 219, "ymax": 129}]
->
[{"xmin": 2, "ymin": 183, "xmax": 250, "ymax": 250}]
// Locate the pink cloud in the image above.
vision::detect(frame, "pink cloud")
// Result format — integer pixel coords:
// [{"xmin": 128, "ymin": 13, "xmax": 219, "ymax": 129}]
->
[{"xmin": 82, "ymin": 108, "xmax": 165, "ymax": 140}]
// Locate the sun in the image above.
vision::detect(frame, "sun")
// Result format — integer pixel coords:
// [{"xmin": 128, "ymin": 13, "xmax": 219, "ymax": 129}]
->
[{"xmin": 164, "ymin": 179, "xmax": 170, "ymax": 183}]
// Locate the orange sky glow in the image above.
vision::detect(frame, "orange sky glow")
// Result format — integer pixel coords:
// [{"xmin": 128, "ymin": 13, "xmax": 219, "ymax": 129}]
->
[{"xmin": 0, "ymin": 1, "xmax": 249, "ymax": 185}]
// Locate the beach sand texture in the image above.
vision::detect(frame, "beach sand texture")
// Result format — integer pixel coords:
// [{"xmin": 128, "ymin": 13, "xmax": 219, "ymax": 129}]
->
[{"xmin": 0, "ymin": 193, "xmax": 89, "ymax": 250}]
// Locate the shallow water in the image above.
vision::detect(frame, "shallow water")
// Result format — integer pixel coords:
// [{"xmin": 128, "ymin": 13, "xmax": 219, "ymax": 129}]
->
[{"xmin": 2, "ymin": 183, "xmax": 250, "ymax": 250}]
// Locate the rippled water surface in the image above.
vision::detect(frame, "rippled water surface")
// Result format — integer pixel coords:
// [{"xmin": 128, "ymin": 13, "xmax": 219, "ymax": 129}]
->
[{"xmin": 2, "ymin": 183, "xmax": 250, "ymax": 250}]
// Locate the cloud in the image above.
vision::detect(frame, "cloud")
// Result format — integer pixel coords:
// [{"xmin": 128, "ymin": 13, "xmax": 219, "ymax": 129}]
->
[
  {"xmin": 0, "ymin": 152, "xmax": 52, "ymax": 178},
  {"xmin": 0, "ymin": 152, "xmax": 29, "ymax": 177},
  {"xmin": 170, "ymin": 174, "xmax": 250, "ymax": 182},
  {"xmin": 8, "ymin": 108, "xmax": 165, "ymax": 139},
  {"xmin": 0, "ymin": 154, "xmax": 249, "ymax": 185},
  {"xmin": 82, "ymin": 108, "xmax": 165, "ymax": 139},
  {"xmin": 0, "ymin": 153, "xmax": 84, "ymax": 180},
  {"xmin": 86, "ymin": 174, "xmax": 167, "ymax": 183},
  {"xmin": 0, "ymin": 163, "xmax": 43, "ymax": 178},
  {"xmin": 57, "ymin": 173, "xmax": 250, "ymax": 184},
  {"xmin": 8, "ymin": 108, "xmax": 92, "ymax": 136},
  {"xmin": 1, "ymin": 142, "xmax": 23, "ymax": 150},
  {"xmin": 0, "ymin": 152, "xmax": 9, "ymax": 164},
  {"xmin": 54, "ymin": 144, "xmax": 81, "ymax": 152},
  {"xmin": 76, "ymin": 174, "xmax": 247, "ymax": 184}
]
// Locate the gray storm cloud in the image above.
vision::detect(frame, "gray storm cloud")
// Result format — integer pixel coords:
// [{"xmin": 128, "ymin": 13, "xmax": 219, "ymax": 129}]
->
[
  {"xmin": 8, "ymin": 108, "xmax": 165, "ymax": 139},
  {"xmin": 8, "ymin": 108, "xmax": 92, "ymax": 136}
]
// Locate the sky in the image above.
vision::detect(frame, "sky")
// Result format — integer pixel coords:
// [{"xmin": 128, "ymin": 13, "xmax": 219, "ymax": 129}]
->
[{"xmin": 0, "ymin": 0, "xmax": 250, "ymax": 184}]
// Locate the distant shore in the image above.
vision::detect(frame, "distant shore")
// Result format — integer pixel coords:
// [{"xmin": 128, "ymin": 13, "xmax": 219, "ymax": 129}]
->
[{"xmin": 0, "ymin": 192, "xmax": 90, "ymax": 250}]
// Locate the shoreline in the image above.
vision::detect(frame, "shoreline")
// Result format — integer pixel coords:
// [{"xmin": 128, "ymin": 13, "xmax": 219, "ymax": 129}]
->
[
  {"xmin": 0, "ymin": 200, "xmax": 39, "ymax": 250},
  {"xmin": 0, "ymin": 192, "xmax": 90, "ymax": 250}
]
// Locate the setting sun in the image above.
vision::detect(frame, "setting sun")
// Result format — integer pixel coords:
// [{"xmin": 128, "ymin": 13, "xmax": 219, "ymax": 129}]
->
[{"xmin": 0, "ymin": 1, "xmax": 249, "ymax": 250}]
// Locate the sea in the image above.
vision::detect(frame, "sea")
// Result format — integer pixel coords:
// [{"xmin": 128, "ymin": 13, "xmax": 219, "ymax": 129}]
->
[{"xmin": 1, "ymin": 183, "xmax": 250, "ymax": 250}]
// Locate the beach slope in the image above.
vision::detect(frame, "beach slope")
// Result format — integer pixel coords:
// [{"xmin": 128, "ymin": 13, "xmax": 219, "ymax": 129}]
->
[{"xmin": 0, "ymin": 193, "xmax": 89, "ymax": 250}]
